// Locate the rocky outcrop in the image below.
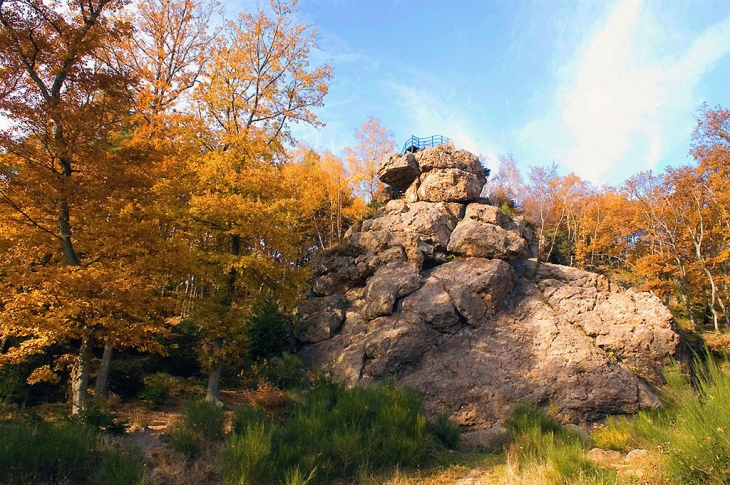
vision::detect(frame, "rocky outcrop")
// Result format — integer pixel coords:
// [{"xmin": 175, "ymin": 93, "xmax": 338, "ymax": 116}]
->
[{"xmin": 296, "ymin": 144, "xmax": 679, "ymax": 436}]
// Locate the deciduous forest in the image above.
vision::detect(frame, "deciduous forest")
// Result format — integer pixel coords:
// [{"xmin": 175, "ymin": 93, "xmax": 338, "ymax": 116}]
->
[{"xmin": 2, "ymin": 0, "xmax": 730, "ymax": 484}]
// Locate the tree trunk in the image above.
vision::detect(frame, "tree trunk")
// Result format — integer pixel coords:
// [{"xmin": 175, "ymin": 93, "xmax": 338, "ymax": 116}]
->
[
  {"xmin": 205, "ymin": 337, "xmax": 223, "ymax": 404},
  {"xmin": 678, "ymin": 274, "xmax": 696, "ymax": 330},
  {"xmin": 71, "ymin": 335, "xmax": 92, "ymax": 414},
  {"xmin": 95, "ymin": 342, "xmax": 113, "ymax": 401}
]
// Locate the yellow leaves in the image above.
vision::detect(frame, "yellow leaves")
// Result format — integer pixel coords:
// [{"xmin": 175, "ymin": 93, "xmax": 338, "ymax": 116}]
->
[
  {"xmin": 197, "ymin": 0, "xmax": 331, "ymax": 148},
  {"xmin": 345, "ymin": 117, "xmax": 396, "ymax": 201},
  {"xmin": 26, "ymin": 365, "xmax": 60, "ymax": 385}
]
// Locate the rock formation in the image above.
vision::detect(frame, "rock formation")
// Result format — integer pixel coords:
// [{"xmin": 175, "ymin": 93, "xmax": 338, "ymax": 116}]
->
[{"xmin": 295, "ymin": 143, "xmax": 679, "ymax": 445}]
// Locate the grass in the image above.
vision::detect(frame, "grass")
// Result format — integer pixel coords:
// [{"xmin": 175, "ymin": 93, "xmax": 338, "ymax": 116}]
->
[
  {"xmin": 167, "ymin": 398, "xmax": 225, "ymax": 457},
  {"xmin": 631, "ymin": 355, "xmax": 730, "ymax": 484},
  {"xmin": 220, "ymin": 379, "xmax": 446, "ymax": 484},
  {"xmin": 0, "ymin": 416, "xmax": 146, "ymax": 485},
  {"xmin": 590, "ymin": 415, "xmax": 637, "ymax": 452},
  {"xmin": 501, "ymin": 403, "xmax": 617, "ymax": 485},
  {"xmin": 0, "ymin": 418, "xmax": 94, "ymax": 484},
  {"xmin": 6, "ymin": 349, "xmax": 730, "ymax": 485}
]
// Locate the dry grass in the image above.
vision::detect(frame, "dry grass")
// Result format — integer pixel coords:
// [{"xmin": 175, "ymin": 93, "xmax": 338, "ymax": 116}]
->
[{"xmin": 150, "ymin": 442, "xmax": 222, "ymax": 485}]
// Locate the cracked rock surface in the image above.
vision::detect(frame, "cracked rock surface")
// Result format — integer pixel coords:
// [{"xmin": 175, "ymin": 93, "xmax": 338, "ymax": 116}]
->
[{"xmin": 296, "ymin": 144, "xmax": 679, "ymax": 432}]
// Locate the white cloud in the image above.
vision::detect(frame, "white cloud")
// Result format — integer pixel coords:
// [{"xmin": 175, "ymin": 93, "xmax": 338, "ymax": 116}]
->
[
  {"xmin": 390, "ymin": 83, "xmax": 500, "ymax": 162},
  {"xmin": 524, "ymin": 0, "xmax": 730, "ymax": 184}
]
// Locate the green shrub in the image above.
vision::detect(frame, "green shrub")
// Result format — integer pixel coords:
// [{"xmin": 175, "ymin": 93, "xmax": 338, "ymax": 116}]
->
[
  {"xmin": 246, "ymin": 299, "xmax": 294, "ymax": 362},
  {"xmin": 0, "ymin": 419, "xmax": 94, "ymax": 484},
  {"xmin": 591, "ymin": 415, "xmax": 636, "ymax": 452},
  {"xmin": 0, "ymin": 364, "xmax": 29, "ymax": 405},
  {"xmin": 221, "ymin": 379, "xmax": 435, "ymax": 484},
  {"xmin": 633, "ymin": 357, "xmax": 730, "ymax": 484},
  {"xmin": 167, "ymin": 398, "xmax": 225, "ymax": 458},
  {"xmin": 283, "ymin": 466, "xmax": 317, "ymax": 485},
  {"xmin": 221, "ymin": 422, "xmax": 275, "ymax": 485},
  {"xmin": 168, "ymin": 421, "xmax": 200, "ymax": 457},
  {"xmin": 139, "ymin": 372, "xmax": 171, "ymax": 407},
  {"xmin": 108, "ymin": 357, "xmax": 148, "ymax": 401},
  {"xmin": 232, "ymin": 404, "xmax": 267, "ymax": 435},
  {"xmin": 147, "ymin": 318, "xmax": 203, "ymax": 378},
  {"xmin": 74, "ymin": 403, "xmax": 127, "ymax": 434},
  {"xmin": 248, "ymin": 352, "xmax": 308, "ymax": 390},
  {"xmin": 429, "ymin": 413, "xmax": 460, "ymax": 450},
  {"xmin": 180, "ymin": 399, "xmax": 224, "ymax": 441},
  {"xmin": 504, "ymin": 401, "xmax": 563, "ymax": 437},
  {"xmin": 97, "ymin": 447, "xmax": 146, "ymax": 485}
]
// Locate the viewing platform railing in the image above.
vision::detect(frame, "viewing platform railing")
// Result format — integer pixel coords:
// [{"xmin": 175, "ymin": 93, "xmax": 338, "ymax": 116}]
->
[{"xmin": 401, "ymin": 135, "xmax": 451, "ymax": 154}]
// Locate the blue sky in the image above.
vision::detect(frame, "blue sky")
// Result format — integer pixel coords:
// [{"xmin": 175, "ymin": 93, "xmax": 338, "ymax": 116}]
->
[{"xmin": 254, "ymin": 0, "xmax": 730, "ymax": 187}]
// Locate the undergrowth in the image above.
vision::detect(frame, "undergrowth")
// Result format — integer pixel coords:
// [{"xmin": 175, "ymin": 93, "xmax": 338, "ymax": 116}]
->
[
  {"xmin": 632, "ymin": 356, "xmax": 730, "ymax": 484},
  {"xmin": 221, "ymin": 378, "xmax": 456, "ymax": 484},
  {"xmin": 0, "ymin": 416, "xmax": 145, "ymax": 485},
  {"xmin": 503, "ymin": 403, "xmax": 617, "ymax": 484}
]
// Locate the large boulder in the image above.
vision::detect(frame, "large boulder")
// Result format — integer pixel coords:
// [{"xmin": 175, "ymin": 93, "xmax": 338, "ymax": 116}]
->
[
  {"xmin": 297, "ymin": 145, "xmax": 680, "ymax": 432},
  {"xmin": 377, "ymin": 152, "xmax": 420, "ymax": 191},
  {"xmin": 377, "ymin": 143, "xmax": 487, "ymax": 203}
]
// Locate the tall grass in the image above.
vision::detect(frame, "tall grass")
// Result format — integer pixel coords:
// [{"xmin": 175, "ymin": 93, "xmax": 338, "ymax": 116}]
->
[
  {"xmin": 0, "ymin": 419, "xmax": 94, "ymax": 484},
  {"xmin": 221, "ymin": 379, "xmax": 441, "ymax": 484},
  {"xmin": 97, "ymin": 447, "xmax": 146, "ymax": 485},
  {"xmin": 0, "ymin": 417, "xmax": 145, "ymax": 485},
  {"xmin": 633, "ymin": 357, "xmax": 730, "ymax": 484},
  {"xmin": 167, "ymin": 399, "xmax": 225, "ymax": 457},
  {"xmin": 503, "ymin": 403, "xmax": 616, "ymax": 485}
]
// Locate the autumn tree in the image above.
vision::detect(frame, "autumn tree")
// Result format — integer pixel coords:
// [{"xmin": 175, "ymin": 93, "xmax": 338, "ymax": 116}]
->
[
  {"xmin": 0, "ymin": 0, "xmax": 178, "ymax": 412},
  {"xmin": 288, "ymin": 146, "xmax": 367, "ymax": 250},
  {"xmin": 177, "ymin": 0, "xmax": 332, "ymax": 402},
  {"xmin": 484, "ymin": 153, "xmax": 525, "ymax": 214},
  {"xmin": 197, "ymin": 0, "xmax": 330, "ymax": 150},
  {"xmin": 345, "ymin": 116, "xmax": 396, "ymax": 202}
]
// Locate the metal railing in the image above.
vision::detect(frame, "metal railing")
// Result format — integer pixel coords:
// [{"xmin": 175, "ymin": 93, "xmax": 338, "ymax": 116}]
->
[{"xmin": 401, "ymin": 135, "xmax": 451, "ymax": 154}]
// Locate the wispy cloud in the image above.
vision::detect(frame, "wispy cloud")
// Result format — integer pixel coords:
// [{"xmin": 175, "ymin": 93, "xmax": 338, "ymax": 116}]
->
[
  {"xmin": 390, "ymin": 83, "xmax": 501, "ymax": 163},
  {"xmin": 523, "ymin": 0, "xmax": 730, "ymax": 183}
]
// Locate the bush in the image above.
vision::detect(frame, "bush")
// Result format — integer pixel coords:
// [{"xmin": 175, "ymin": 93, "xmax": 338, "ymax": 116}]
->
[
  {"xmin": 167, "ymin": 399, "xmax": 224, "ymax": 458},
  {"xmin": 74, "ymin": 403, "xmax": 127, "ymax": 434},
  {"xmin": 0, "ymin": 364, "xmax": 29, "ymax": 405},
  {"xmin": 108, "ymin": 357, "xmax": 147, "ymax": 401},
  {"xmin": 221, "ymin": 422, "xmax": 275, "ymax": 484},
  {"xmin": 168, "ymin": 422, "xmax": 200, "ymax": 457},
  {"xmin": 591, "ymin": 415, "xmax": 636, "ymax": 452},
  {"xmin": 147, "ymin": 318, "xmax": 203, "ymax": 378},
  {"xmin": 428, "ymin": 413, "xmax": 460, "ymax": 450},
  {"xmin": 97, "ymin": 447, "xmax": 146, "ymax": 485},
  {"xmin": 0, "ymin": 419, "xmax": 95, "ymax": 484},
  {"xmin": 139, "ymin": 372, "xmax": 171, "ymax": 407},
  {"xmin": 181, "ymin": 399, "xmax": 224, "ymax": 441},
  {"xmin": 232, "ymin": 404, "xmax": 267, "ymax": 435},
  {"xmin": 246, "ymin": 299, "xmax": 294, "ymax": 363},
  {"xmin": 246, "ymin": 352, "xmax": 308, "ymax": 390},
  {"xmin": 221, "ymin": 379, "xmax": 435, "ymax": 484}
]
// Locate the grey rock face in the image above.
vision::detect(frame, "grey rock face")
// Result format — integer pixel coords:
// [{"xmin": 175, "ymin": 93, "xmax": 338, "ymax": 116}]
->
[{"xmin": 296, "ymin": 144, "xmax": 680, "ymax": 431}]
